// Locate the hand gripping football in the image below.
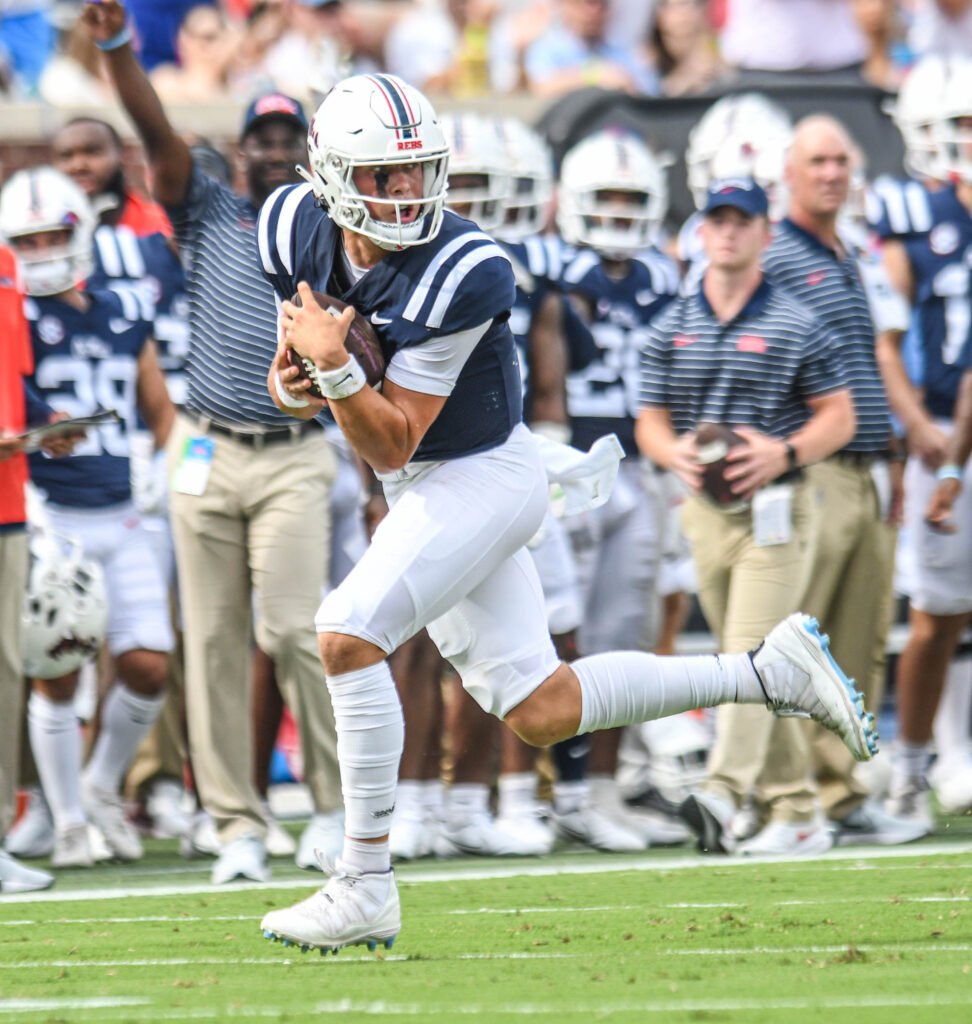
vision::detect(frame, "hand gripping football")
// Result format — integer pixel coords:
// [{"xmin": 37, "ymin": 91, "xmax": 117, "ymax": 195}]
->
[
  {"xmin": 286, "ymin": 291, "xmax": 386, "ymax": 399},
  {"xmin": 694, "ymin": 422, "xmax": 747, "ymax": 507}
]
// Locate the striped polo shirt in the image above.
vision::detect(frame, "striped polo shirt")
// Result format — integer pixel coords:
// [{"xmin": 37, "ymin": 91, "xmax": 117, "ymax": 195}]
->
[
  {"xmin": 763, "ymin": 218, "xmax": 891, "ymax": 453},
  {"xmin": 167, "ymin": 164, "xmax": 296, "ymax": 426},
  {"xmin": 639, "ymin": 279, "xmax": 846, "ymax": 438}
]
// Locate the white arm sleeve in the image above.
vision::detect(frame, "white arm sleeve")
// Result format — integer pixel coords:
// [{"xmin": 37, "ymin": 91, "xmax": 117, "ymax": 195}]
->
[{"xmin": 383, "ymin": 320, "xmax": 491, "ymax": 396}]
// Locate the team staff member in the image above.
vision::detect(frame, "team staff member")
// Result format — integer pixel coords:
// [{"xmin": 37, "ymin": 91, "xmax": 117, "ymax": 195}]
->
[
  {"xmin": 760, "ymin": 116, "xmax": 924, "ymax": 847},
  {"xmin": 637, "ymin": 179, "xmax": 856, "ymax": 857},
  {"xmin": 83, "ymin": 0, "xmax": 341, "ymax": 886}
]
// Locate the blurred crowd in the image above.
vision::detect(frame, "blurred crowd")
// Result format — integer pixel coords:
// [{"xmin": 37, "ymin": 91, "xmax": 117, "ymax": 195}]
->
[{"xmin": 1, "ymin": 0, "xmax": 971, "ymax": 107}]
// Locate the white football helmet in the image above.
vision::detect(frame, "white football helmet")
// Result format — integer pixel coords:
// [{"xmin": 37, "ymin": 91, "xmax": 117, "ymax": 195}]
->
[
  {"xmin": 0, "ymin": 166, "xmax": 95, "ymax": 296},
  {"xmin": 708, "ymin": 126, "xmax": 790, "ymax": 221},
  {"xmin": 301, "ymin": 73, "xmax": 449, "ymax": 250},
  {"xmin": 440, "ymin": 111, "xmax": 510, "ymax": 232},
  {"xmin": 935, "ymin": 55, "xmax": 972, "ymax": 186},
  {"xmin": 891, "ymin": 54, "xmax": 953, "ymax": 183},
  {"xmin": 686, "ymin": 92, "xmax": 793, "ymax": 211},
  {"xmin": 556, "ymin": 130, "xmax": 669, "ymax": 259},
  {"xmin": 494, "ymin": 117, "xmax": 554, "ymax": 243},
  {"xmin": 22, "ymin": 532, "xmax": 108, "ymax": 680}
]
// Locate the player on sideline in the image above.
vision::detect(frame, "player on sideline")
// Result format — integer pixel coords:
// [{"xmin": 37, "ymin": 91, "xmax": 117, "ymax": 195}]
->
[{"xmin": 254, "ymin": 73, "xmax": 875, "ymax": 954}]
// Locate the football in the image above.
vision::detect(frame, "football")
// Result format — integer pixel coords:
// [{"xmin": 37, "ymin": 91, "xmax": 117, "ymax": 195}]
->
[
  {"xmin": 287, "ymin": 291, "xmax": 386, "ymax": 396},
  {"xmin": 694, "ymin": 422, "xmax": 747, "ymax": 507}
]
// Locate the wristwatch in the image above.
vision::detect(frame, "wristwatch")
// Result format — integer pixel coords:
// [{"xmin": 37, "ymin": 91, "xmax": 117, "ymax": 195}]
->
[{"xmin": 784, "ymin": 441, "xmax": 799, "ymax": 471}]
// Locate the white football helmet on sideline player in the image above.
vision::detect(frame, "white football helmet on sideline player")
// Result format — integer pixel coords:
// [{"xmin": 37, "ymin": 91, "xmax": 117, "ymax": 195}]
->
[
  {"xmin": 299, "ymin": 73, "xmax": 449, "ymax": 250},
  {"xmin": 439, "ymin": 111, "xmax": 510, "ymax": 233},
  {"xmin": 0, "ymin": 166, "xmax": 95, "ymax": 296},
  {"xmin": 494, "ymin": 117, "xmax": 555, "ymax": 243},
  {"xmin": 891, "ymin": 54, "xmax": 953, "ymax": 183},
  {"xmin": 22, "ymin": 531, "xmax": 108, "ymax": 679},
  {"xmin": 708, "ymin": 126, "xmax": 790, "ymax": 221},
  {"xmin": 935, "ymin": 54, "xmax": 972, "ymax": 186},
  {"xmin": 685, "ymin": 92, "xmax": 793, "ymax": 211},
  {"xmin": 557, "ymin": 130, "xmax": 669, "ymax": 258}
]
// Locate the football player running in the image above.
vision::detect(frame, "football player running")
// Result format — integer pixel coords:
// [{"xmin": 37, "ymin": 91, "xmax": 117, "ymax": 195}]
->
[{"xmin": 257, "ymin": 74, "xmax": 875, "ymax": 955}]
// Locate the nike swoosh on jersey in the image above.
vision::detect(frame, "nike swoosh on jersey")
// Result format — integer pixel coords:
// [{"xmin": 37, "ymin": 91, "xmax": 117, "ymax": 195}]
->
[{"xmin": 370, "ymin": 312, "xmax": 394, "ymax": 325}]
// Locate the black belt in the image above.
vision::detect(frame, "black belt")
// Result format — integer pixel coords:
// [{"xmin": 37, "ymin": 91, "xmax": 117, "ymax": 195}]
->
[
  {"xmin": 829, "ymin": 451, "xmax": 885, "ymax": 467},
  {"xmin": 183, "ymin": 409, "xmax": 322, "ymax": 449}
]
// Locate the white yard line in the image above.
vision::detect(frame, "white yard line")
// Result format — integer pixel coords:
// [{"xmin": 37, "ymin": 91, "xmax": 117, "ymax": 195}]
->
[
  {"xmin": 0, "ymin": 997, "xmax": 149, "ymax": 1012},
  {"xmin": 0, "ymin": 841, "xmax": 968, "ymax": 906},
  {"xmin": 0, "ymin": 942, "xmax": 968, "ymax": 969}
]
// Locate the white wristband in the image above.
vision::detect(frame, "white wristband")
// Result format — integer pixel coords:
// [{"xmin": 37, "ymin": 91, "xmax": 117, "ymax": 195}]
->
[
  {"xmin": 274, "ymin": 371, "xmax": 310, "ymax": 409},
  {"xmin": 312, "ymin": 354, "xmax": 367, "ymax": 400}
]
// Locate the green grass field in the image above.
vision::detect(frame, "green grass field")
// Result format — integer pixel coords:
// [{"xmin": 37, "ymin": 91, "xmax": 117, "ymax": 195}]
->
[{"xmin": 1, "ymin": 817, "xmax": 970, "ymax": 1024}]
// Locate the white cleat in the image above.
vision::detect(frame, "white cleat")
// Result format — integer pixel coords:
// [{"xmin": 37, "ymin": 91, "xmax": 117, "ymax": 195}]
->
[
  {"xmin": 389, "ymin": 810, "xmax": 438, "ymax": 861},
  {"xmin": 145, "ymin": 779, "xmax": 192, "ymax": 840},
  {"xmin": 678, "ymin": 791, "xmax": 736, "ymax": 854},
  {"xmin": 261, "ymin": 857, "xmax": 400, "ymax": 955},
  {"xmin": 296, "ymin": 811, "xmax": 345, "ymax": 870},
  {"xmin": 4, "ymin": 787, "xmax": 54, "ymax": 859},
  {"xmin": 929, "ymin": 756, "xmax": 972, "ymax": 815},
  {"xmin": 180, "ymin": 809, "xmax": 221, "ymax": 859},
  {"xmin": 260, "ymin": 801, "xmax": 297, "ymax": 858},
  {"xmin": 494, "ymin": 810, "xmax": 555, "ymax": 856},
  {"xmin": 212, "ymin": 833, "xmax": 270, "ymax": 884},
  {"xmin": 752, "ymin": 613, "xmax": 878, "ymax": 762},
  {"xmin": 81, "ymin": 779, "xmax": 143, "ymax": 861},
  {"xmin": 435, "ymin": 812, "xmax": 553, "ymax": 857},
  {"xmin": 832, "ymin": 801, "xmax": 929, "ymax": 846},
  {"xmin": 588, "ymin": 777, "xmax": 688, "ymax": 847},
  {"xmin": 51, "ymin": 824, "xmax": 94, "ymax": 869},
  {"xmin": 0, "ymin": 850, "xmax": 54, "ymax": 893},
  {"xmin": 552, "ymin": 805, "xmax": 646, "ymax": 853},
  {"xmin": 736, "ymin": 820, "xmax": 834, "ymax": 858},
  {"xmin": 885, "ymin": 776, "xmax": 935, "ymax": 835}
]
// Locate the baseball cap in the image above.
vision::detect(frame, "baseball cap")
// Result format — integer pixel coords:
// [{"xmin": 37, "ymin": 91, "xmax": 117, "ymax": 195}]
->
[
  {"xmin": 240, "ymin": 93, "xmax": 308, "ymax": 141},
  {"xmin": 702, "ymin": 178, "xmax": 769, "ymax": 218}
]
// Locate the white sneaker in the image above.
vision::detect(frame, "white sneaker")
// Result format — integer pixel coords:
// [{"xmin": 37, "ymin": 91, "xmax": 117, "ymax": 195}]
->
[
  {"xmin": 51, "ymin": 824, "xmax": 94, "ymax": 868},
  {"xmin": 832, "ymin": 801, "xmax": 929, "ymax": 845},
  {"xmin": 929, "ymin": 756, "xmax": 972, "ymax": 814},
  {"xmin": 180, "ymin": 809, "xmax": 221, "ymax": 859},
  {"xmin": 752, "ymin": 613, "xmax": 878, "ymax": 762},
  {"xmin": 4, "ymin": 788, "xmax": 54, "ymax": 859},
  {"xmin": 552, "ymin": 806, "xmax": 646, "ymax": 852},
  {"xmin": 736, "ymin": 820, "xmax": 834, "ymax": 857},
  {"xmin": 886, "ymin": 776, "xmax": 935, "ymax": 834},
  {"xmin": 260, "ymin": 801, "xmax": 297, "ymax": 858},
  {"xmin": 81, "ymin": 779, "xmax": 143, "ymax": 862},
  {"xmin": 211, "ymin": 833, "xmax": 270, "ymax": 884},
  {"xmin": 389, "ymin": 809, "xmax": 438, "ymax": 861},
  {"xmin": 261, "ymin": 858, "xmax": 400, "ymax": 954},
  {"xmin": 296, "ymin": 811, "xmax": 345, "ymax": 870},
  {"xmin": 145, "ymin": 779, "xmax": 191, "ymax": 839},
  {"xmin": 678, "ymin": 791, "xmax": 736, "ymax": 854},
  {"xmin": 0, "ymin": 850, "xmax": 54, "ymax": 893},
  {"xmin": 436, "ymin": 811, "xmax": 555, "ymax": 857},
  {"xmin": 494, "ymin": 809, "xmax": 555, "ymax": 855}
]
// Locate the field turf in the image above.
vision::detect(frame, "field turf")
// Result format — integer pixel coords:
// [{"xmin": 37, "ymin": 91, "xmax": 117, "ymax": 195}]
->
[{"xmin": 1, "ymin": 817, "xmax": 969, "ymax": 1023}]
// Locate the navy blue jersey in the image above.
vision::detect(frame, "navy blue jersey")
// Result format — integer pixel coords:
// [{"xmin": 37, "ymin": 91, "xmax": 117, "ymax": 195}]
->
[
  {"xmin": 561, "ymin": 247, "xmax": 679, "ymax": 454},
  {"xmin": 501, "ymin": 239, "xmax": 597, "ymax": 422},
  {"xmin": 257, "ymin": 185, "xmax": 522, "ymax": 462},
  {"xmin": 88, "ymin": 224, "xmax": 190, "ymax": 407},
  {"xmin": 26, "ymin": 290, "xmax": 152, "ymax": 507},
  {"xmin": 871, "ymin": 182, "xmax": 972, "ymax": 419}
]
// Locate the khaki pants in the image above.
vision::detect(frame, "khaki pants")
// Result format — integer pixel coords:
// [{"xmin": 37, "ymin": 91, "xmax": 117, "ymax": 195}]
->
[
  {"xmin": 682, "ymin": 481, "xmax": 819, "ymax": 822},
  {"xmin": 798, "ymin": 459, "xmax": 896, "ymax": 819},
  {"xmin": 168, "ymin": 413, "xmax": 339, "ymax": 843},
  {"xmin": 0, "ymin": 531, "xmax": 28, "ymax": 839}
]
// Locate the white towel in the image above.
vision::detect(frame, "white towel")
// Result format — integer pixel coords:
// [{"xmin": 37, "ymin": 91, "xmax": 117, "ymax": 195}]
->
[{"xmin": 532, "ymin": 432, "xmax": 625, "ymax": 517}]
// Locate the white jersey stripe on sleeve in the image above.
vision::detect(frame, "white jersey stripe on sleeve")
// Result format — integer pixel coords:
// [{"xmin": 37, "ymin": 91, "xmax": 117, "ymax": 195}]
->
[
  {"xmin": 276, "ymin": 183, "xmax": 313, "ymax": 277},
  {"xmin": 426, "ymin": 245, "xmax": 511, "ymax": 329},
  {"xmin": 402, "ymin": 231, "xmax": 493, "ymax": 322}
]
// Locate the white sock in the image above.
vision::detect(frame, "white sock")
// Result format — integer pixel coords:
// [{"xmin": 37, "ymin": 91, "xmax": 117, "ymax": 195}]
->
[
  {"xmin": 446, "ymin": 782, "xmax": 490, "ymax": 824},
  {"xmin": 341, "ymin": 835, "xmax": 391, "ymax": 875},
  {"xmin": 84, "ymin": 685, "xmax": 166, "ymax": 793},
  {"xmin": 574, "ymin": 651, "xmax": 758, "ymax": 735},
  {"xmin": 553, "ymin": 780, "xmax": 588, "ymax": 814},
  {"xmin": 395, "ymin": 779, "xmax": 424, "ymax": 816},
  {"xmin": 497, "ymin": 773, "xmax": 536, "ymax": 818},
  {"xmin": 893, "ymin": 741, "xmax": 933, "ymax": 783},
  {"xmin": 933, "ymin": 655, "xmax": 972, "ymax": 766},
  {"xmin": 327, "ymin": 661, "xmax": 404, "ymax": 840},
  {"xmin": 28, "ymin": 692, "xmax": 85, "ymax": 830}
]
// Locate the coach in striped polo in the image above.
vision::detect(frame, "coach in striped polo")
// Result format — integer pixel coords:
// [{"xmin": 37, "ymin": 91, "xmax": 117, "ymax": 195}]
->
[
  {"xmin": 762, "ymin": 116, "xmax": 925, "ymax": 847},
  {"xmin": 85, "ymin": 0, "xmax": 341, "ymax": 885},
  {"xmin": 637, "ymin": 179, "xmax": 856, "ymax": 857}
]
